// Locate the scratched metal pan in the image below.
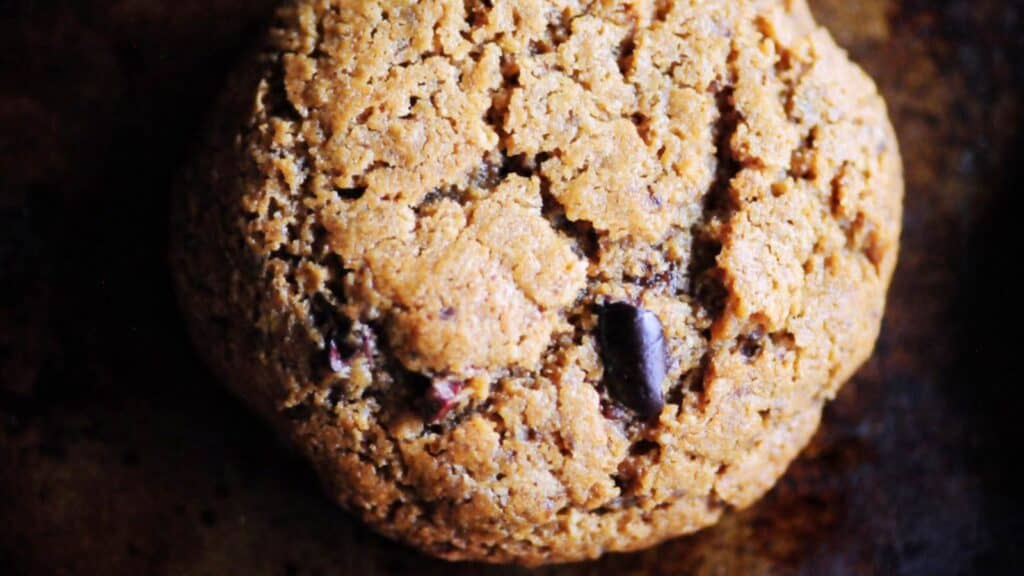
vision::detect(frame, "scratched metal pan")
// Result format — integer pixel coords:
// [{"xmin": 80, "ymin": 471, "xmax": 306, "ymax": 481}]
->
[{"xmin": 1, "ymin": 0, "xmax": 1020, "ymax": 574}]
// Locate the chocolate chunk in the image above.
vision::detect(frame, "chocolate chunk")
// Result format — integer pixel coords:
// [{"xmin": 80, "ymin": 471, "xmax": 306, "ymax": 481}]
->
[
  {"xmin": 420, "ymin": 379, "xmax": 465, "ymax": 423},
  {"xmin": 337, "ymin": 186, "xmax": 366, "ymax": 200},
  {"xmin": 598, "ymin": 302, "xmax": 667, "ymax": 420}
]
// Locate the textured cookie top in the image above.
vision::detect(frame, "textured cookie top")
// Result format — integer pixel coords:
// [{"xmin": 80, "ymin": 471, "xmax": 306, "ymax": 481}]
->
[{"xmin": 174, "ymin": 0, "xmax": 902, "ymax": 565}]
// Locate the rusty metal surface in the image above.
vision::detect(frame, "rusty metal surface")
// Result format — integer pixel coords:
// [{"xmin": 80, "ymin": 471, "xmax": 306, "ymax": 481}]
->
[{"xmin": 1, "ymin": 1, "xmax": 1021, "ymax": 574}]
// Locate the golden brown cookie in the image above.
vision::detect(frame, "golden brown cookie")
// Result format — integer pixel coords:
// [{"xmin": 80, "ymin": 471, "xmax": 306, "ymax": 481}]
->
[{"xmin": 172, "ymin": 0, "xmax": 902, "ymax": 565}]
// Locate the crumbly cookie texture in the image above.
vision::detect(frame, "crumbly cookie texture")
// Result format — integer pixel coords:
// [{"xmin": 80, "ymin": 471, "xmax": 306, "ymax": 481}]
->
[{"xmin": 172, "ymin": 0, "xmax": 902, "ymax": 565}]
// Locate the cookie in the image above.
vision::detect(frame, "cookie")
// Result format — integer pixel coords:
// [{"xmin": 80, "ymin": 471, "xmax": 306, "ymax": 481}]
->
[{"xmin": 172, "ymin": 0, "xmax": 902, "ymax": 565}]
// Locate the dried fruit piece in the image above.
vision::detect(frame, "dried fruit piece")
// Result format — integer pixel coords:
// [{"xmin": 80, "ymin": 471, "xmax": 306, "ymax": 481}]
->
[
  {"xmin": 327, "ymin": 337, "xmax": 347, "ymax": 372},
  {"xmin": 420, "ymin": 379, "xmax": 465, "ymax": 423},
  {"xmin": 326, "ymin": 321, "xmax": 373, "ymax": 373},
  {"xmin": 598, "ymin": 302, "xmax": 667, "ymax": 421},
  {"xmin": 327, "ymin": 330, "xmax": 355, "ymax": 372}
]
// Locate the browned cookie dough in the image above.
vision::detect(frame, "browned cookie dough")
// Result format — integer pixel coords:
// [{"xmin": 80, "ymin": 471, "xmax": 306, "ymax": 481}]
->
[{"xmin": 172, "ymin": 0, "xmax": 902, "ymax": 565}]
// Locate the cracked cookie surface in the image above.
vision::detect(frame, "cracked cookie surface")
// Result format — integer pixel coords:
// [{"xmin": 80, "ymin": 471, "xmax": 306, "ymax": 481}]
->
[{"xmin": 172, "ymin": 0, "xmax": 902, "ymax": 565}]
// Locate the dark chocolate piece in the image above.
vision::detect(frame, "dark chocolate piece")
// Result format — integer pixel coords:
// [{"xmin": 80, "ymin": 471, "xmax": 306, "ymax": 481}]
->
[{"xmin": 598, "ymin": 302, "xmax": 667, "ymax": 420}]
